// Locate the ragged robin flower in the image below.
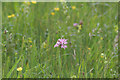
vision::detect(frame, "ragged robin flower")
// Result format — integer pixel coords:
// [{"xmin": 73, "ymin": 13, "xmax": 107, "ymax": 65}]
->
[
  {"xmin": 54, "ymin": 38, "xmax": 68, "ymax": 49},
  {"xmin": 17, "ymin": 67, "xmax": 22, "ymax": 72}
]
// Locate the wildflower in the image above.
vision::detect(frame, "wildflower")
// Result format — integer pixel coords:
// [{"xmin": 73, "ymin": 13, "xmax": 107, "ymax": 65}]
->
[
  {"xmin": 54, "ymin": 38, "xmax": 68, "ymax": 49},
  {"xmin": 8, "ymin": 14, "xmax": 15, "ymax": 18},
  {"xmin": 8, "ymin": 15, "xmax": 12, "ymax": 18},
  {"xmin": 89, "ymin": 33, "xmax": 92, "ymax": 39},
  {"xmin": 79, "ymin": 20, "xmax": 83, "ymax": 25},
  {"xmin": 28, "ymin": 38, "xmax": 32, "ymax": 43},
  {"xmin": 11, "ymin": 14, "xmax": 15, "ymax": 17},
  {"xmin": 31, "ymin": 1, "xmax": 37, "ymax": 4},
  {"xmin": 29, "ymin": 40, "xmax": 32, "ymax": 43},
  {"xmin": 73, "ymin": 23, "xmax": 78, "ymax": 27},
  {"xmin": 72, "ymin": 6, "xmax": 76, "ymax": 10},
  {"xmin": 100, "ymin": 37, "xmax": 103, "ymax": 40},
  {"xmin": 4, "ymin": 29, "xmax": 8, "ymax": 34},
  {"xmin": 101, "ymin": 53, "xmax": 104, "ymax": 58},
  {"xmin": 51, "ymin": 12, "xmax": 55, "ymax": 15},
  {"xmin": 17, "ymin": 67, "xmax": 22, "ymax": 71},
  {"xmin": 88, "ymin": 48, "xmax": 91, "ymax": 50},
  {"xmin": 41, "ymin": 41, "xmax": 47, "ymax": 48},
  {"xmin": 54, "ymin": 8, "xmax": 59, "ymax": 11},
  {"xmin": 43, "ymin": 42, "xmax": 47, "ymax": 48},
  {"xmin": 77, "ymin": 25, "xmax": 82, "ymax": 32}
]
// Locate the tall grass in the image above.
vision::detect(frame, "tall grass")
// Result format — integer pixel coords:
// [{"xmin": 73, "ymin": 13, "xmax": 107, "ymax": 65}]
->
[{"xmin": 2, "ymin": 2, "xmax": 118, "ymax": 78}]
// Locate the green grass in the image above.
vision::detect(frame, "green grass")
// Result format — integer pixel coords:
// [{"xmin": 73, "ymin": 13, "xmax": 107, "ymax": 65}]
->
[{"xmin": 2, "ymin": 2, "xmax": 118, "ymax": 78}]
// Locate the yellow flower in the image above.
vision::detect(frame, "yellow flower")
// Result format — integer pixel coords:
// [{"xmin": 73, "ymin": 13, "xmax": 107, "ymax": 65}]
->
[
  {"xmin": 54, "ymin": 8, "xmax": 59, "ymax": 11},
  {"xmin": 29, "ymin": 40, "xmax": 32, "ymax": 43},
  {"xmin": 17, "ymin": 67, "xmax": 22, "ymax": 71},
  {"xmin": 72, "ymin": 6, "xmax": 76, "ymax": 10},
  {"xmin": 101, "ymin": 53, "xmax": 104, "ymax": 58},
  {"xmin": 100, "ymin": 37, "xmax": 103, "ymax": 40},
  {"xmin": 51, "ymin": 12, "xmax": 55, "ymax": 15},
  {"xmin": 88, "ymin": 48, "xmax": 91, "ymax": 50},
  {"xmin": 77, "ymin": 25, "xmax": 82, "ymax": 32},
  {"xmin": 11, "ymin": 14, "xmax": 15, "ymax": 17},
  {"xmin": 28, "ymin": 38, "xmax": 32, "ymax": 43},
  {"xmin": 8, "ymin": 15, "xmax": 12, "ymax": 18},
  {"xmin": 43, "ymin": 42, "xmax": 47, "ymax": 48},
  {"xmin": 31, "ymin": 1, "xmax": 37, "ymax": 4}
]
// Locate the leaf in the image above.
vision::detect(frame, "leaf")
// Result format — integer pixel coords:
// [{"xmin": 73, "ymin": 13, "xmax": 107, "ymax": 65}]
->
[
  {"xmin": 6, "ymin": 56, "xmax": 22, "ymax": 78},
  {"xmin": 78, "ymin": 64, "xmax": 81, "ymax": 78}
]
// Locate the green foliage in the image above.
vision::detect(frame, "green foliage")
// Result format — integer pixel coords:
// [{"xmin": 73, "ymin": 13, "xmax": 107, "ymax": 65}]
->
[{"xmin": 2, "ymin": 2, "xmax": 118, "ymax": 78}]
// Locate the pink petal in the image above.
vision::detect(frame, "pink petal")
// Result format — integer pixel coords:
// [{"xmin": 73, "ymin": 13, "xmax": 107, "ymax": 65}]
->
[
  {"xmin": 61, "ymin": 45, "xmax": 67, "ymax": 49},
  {"xmin": 64, "ymin": 42, "xmax": 68, "ymax": 44},
  {"xmin": 54, "ymin": 44, "xmax": 59, "ymax": 48}
]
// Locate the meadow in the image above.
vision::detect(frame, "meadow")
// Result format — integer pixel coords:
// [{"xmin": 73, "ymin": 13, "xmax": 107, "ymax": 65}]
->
[{"xmin": 2, "ymin": 2, "xmax": 119, "ymax": 78}]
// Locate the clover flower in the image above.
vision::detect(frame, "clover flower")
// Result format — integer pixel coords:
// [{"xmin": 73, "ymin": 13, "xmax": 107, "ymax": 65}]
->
[{"xmin": 54, "ymin": 38, "xmax": 68, "ymax": 49}]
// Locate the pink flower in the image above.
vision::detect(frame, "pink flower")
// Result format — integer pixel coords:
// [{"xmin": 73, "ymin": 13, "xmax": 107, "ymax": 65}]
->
[
  {"xmin": 54, "ymin": 38, "xmax": 68, "ymax": 49},
  {"xmin": 73, "ymin": 23, "xmax": 78, "ymax": 27}
]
